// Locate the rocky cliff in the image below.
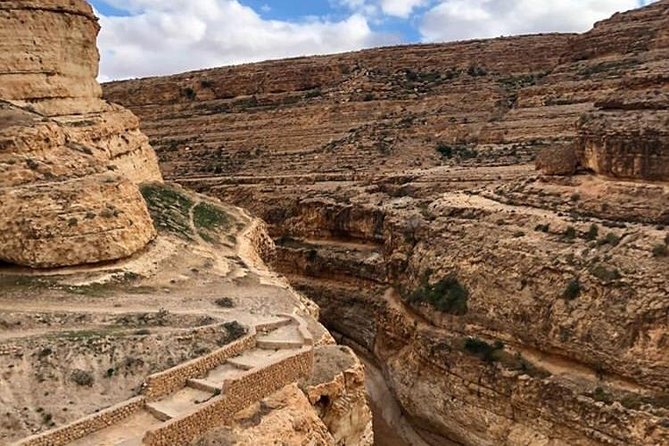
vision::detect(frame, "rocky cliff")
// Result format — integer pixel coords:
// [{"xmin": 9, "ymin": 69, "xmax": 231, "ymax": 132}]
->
[
  {"xmin": 0, "ymin": 0, "xmax": 162, "ymax": 268},
  {"xmin": 103, "ymin": 1, "xmax": 668, "ymax": 445}
]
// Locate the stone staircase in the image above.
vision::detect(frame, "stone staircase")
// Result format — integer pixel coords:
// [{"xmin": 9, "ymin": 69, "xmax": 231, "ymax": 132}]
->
[{"xmin": 16, "ymin": 314, "xmax": 314, "ymax": 446}]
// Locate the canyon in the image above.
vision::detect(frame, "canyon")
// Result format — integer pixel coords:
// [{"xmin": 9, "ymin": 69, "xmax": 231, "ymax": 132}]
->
[
  {"xmin": 1, "ymin": 1, "xmax": 372, "ymax": 445},
  {"xmin": 103, "ymin": 1, "xmax": 669, "ymax": 445}
]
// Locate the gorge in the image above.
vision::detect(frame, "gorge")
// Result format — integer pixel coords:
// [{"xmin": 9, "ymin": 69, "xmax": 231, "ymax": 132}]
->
[{"xmin": 103, "ymin": 1, "xmax": 669, "ymax": 445}]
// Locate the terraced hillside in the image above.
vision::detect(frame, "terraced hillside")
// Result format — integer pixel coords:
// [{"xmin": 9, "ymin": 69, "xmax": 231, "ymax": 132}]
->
[{"xmin": 103, "ymin": 2, "xmax": 669, "ymax": 446}]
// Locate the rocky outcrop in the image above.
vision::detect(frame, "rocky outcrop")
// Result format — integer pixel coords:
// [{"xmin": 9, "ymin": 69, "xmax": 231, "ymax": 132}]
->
[
  {"xmin": 101, "ymin": 1, "xmax": 669, "ymax": 445},
  {"xmin": 0, "ymin": 0, "xmax": 162, "ymax": 268}
]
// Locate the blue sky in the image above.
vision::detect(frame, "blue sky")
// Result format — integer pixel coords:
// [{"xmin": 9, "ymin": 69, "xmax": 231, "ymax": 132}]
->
[{"xmin": 89, "ymin": 0, "xmax": 657, "ymax": 81}]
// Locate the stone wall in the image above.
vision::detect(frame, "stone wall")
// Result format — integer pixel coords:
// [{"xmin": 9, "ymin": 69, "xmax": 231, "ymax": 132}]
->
[
  {"xmin": 142, "ymin": 348, "xmax": 314, "ymax": 446},
  {"xmin": 143, "ymin": 332, "xmax": 256, "ymax": 400},
  {"xmin": 16, "ymin": 397, "xmax": 145, "ymax": 446}
]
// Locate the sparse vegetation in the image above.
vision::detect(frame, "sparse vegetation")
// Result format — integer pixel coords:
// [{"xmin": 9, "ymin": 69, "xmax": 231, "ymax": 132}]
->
[
  {"xmin": 464, "ymin": 338, "xmax": 504, "ymax": 363},
  {"xmin": 140, "ymin": 183, "xmax": 194, "ymax": 239},
  {"xmin": 218, "ymin": 321, "xmax": 247, "ymax": 346},
  {"xmin": 71, "ymin": 369, "xmax": 94, "ymax": 387},
  {"xmin": 467, "ymin": 65, "xmax": 488, "ymax": 77},
  {"xmin": 406, "ymin": 275, "xmax": 469, "ymax": 315},
  {"xmin": 652, "ymin": 243, "xmax": 668, "ymax": 257},
  {"xmin": 591, "ymin": 386, "xmax": 614, "ymax": 404},
  {"xmin": 214, "ymin": 297, "xmax": 235, "ymax": 308},
  {"xmin": 597, "ymin": 232, "xmax": 620, "ymax": 247},
  {"xmin": 590, "ymin": 264, "xmax": 621, "ymax": 282},
  {"xmin": 585, "ymin": 224, "xmax": 599, "ymax": 241},
  {"xmin": 563, "ymin": 279, "xmax": 581, "ymax": 300},
  {"xmin": 563, "ymin": 226, "xmax": 577, "ymax": 240},
  {"xmin": 305, "ymin": 89, "xmax": 322, "ymax": 99},
  {"xmin": 535, "ymin": 223, "xmax": 550, "ymax": 233},
  {"xmin": 193, "ymin": 202, "xmax": 231, "ymax": 231},
  {"xmin": 435, "ymin": 143, "xmax": 477, "ymax": 160},
  {"xmin": 182, "ymin": 87, "xmax": 197, "ymax": 100}
]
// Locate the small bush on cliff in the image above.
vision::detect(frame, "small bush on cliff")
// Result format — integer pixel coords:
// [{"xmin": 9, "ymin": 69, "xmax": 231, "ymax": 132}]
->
[
  {"xmin": 585, "ymin": 224, "xmax": 599, "ymax": 241},
  {"xmin": 590, "ymin": 265, "xmax": 621, "ymax": 282},
  {"xmin": 214, "ymin": 297, "xmax": 235, "ymax": 308},
  {"xmin": 597, "ymin": 232, "xmax": 620, "ymax": 247},
  {"xmin": 464, "ymin": 338, "xmax": 504, "ymax": 363},
  {"xmin": 562, "ymin": 279, "xmax": 581, "ymax": 300},
  {"xmin": 218, "ymin": 321, "xmax": 247, "ymax": 346},
  {"xmin": 182, "ymin": 87, "xmax": 197, "ymax": 100},
  {"xmin": 652, "ymin": 243, "xmax": 668, "ymax": 258},
  {"xmin": 407, "ymin": 276, "xmax": 469, "ymax": 315},
  {"xmin": 71, "ymin": 369, "xmax": 94, "ymax": 387}
]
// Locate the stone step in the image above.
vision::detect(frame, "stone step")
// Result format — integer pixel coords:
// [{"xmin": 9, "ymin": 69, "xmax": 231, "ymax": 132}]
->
[
  {"xmin": 114, "ymin": 439, "xmax": 143, "ymax": 446},
  {"xmin": 256, "ymin": 324, "xmax": 304, "ymax": 350},
  {"xmin": 254, "ymin": 316, "xmax": 293, "ymax": 333},
  {"xmin": 256, "ymin": 338, "xmax": 304, "ymax": 350},
  {"xmin": 187, "ymin": 377, "xmax": 222, "ymax": 393},
  {"xmin": 227, "ymin": 347, "xmax": 299, "ymax": 370},
  {"xmin": 146, "ymin": 387, "xmax": 215, "ymax": 422}
]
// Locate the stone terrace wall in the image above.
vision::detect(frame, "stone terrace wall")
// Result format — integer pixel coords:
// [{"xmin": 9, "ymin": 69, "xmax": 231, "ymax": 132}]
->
[
  {"xmin": 143, "ymin": 332, "xmax": 256, "ymax": 400},
  {"xmin": 16, "ymin": 397, "xmax": 145, "ymax": 446},
  {"xmin": 142, "ymin": 348, "xmax": 314, "ymax": 446}
]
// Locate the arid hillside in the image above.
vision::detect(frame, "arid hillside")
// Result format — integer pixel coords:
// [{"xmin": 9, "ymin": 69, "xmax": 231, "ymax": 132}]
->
[{"xmin": 104, "ymin": 1, "xmax": 669, "ymax": 445}]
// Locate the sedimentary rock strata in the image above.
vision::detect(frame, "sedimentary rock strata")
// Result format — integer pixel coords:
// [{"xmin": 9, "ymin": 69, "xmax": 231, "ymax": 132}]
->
[
  {"xmin": 104, "ymin": 1, "xmax": 669, "ymax": 445},
  {"xmin": 0, "ymin": 0, "xmax": 162, "ymax": 268}
]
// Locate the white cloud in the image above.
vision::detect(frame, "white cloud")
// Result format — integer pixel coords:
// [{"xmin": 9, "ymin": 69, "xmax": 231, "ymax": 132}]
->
[
  {"xmin": 420, "ymin": 0, "xmax": 644, "ymax": 42},
  {"xmin": 95, "ymin": 0, "xmax": 396, "ymax": 80},
  {"xmin": 379, "ymin": 0, "xmax": 430, "ymax": 18},
  {"xmin": 335, "ymin": 0, "xmax": 431, "ymax": 18}
]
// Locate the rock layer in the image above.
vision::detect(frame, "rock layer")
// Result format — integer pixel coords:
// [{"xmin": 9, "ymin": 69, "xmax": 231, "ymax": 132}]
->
[
  {"xmin": 103, "ymin": 2, "xmax": 669, "ymax": 445},
  {"xmin": 0, "ymin": 0, "xmax": 162, "ymax": 268}
]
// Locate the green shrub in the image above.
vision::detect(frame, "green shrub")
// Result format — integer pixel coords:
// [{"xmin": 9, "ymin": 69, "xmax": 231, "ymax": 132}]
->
[
  {"xmin": 563, "ymin": 226, "xmax": 577, "ymax": 240},
  {"xmin": 585, "ymin": 224, "xmax": 599, "ymax": 241},
  {"xmin": 305, "ymin": 89, "xmax": 322, "ymax": 99},
  {"xmin": 563, "ymin": 279, "xmax": 581, "ymax": 300},
  {"xmin": 592, "ymin": 387, "xmax": 614, "ymax": 404},
  {"xmin": 464, "ymin": 338, "xmax": 504, "ymax": 363},
  {"xmin": 193, "ymin": 202, "xmax": 231, "ymax": 231},
  {"xmin": 436, "ymin": 143, "xmax": 453, "ymax": 158},
  {"xmin": 535, "ymin": 223, "xmax": 550, "ymax": 233},
  {"xmin": 218, "ymin": 321, "xmax": 247, "ymax": 346},
  {"xmin": 71, "ymin": 369, "xmax": 94, "ymax": 387},
  {"xmin": 652, "ymin": 244, "xmax": 668, "ymax": 257},
  {"xmin": 590, "ymin": 265, "xmax": 621, "ymax": 282},
  {"xmin": 597, "ymin": 232, "xmax": 620, "ymax": 246},
  {"xmin": 214, "ymin": 297, "xmax": 235, "ymax": 308},
  {"xmin": 407, "ymin": 276, "xmax": 469, "ymax": 315},
  {"xmin": 467, "ymin": 65, "xmax": 488, "ymax": 77},
  {"xmin": 182, "ymin": 87, "xmax": 197, "ymax": 100}
]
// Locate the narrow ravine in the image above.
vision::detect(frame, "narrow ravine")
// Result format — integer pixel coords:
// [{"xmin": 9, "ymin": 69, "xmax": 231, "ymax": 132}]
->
[{"xmin": 361, "ymin": 357, "xmax": 431, "ymax": 446}]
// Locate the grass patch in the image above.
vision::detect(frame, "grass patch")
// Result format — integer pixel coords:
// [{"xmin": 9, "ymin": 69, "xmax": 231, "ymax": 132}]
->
[
  {"xmin": 193, "ymin": 201, "xmax": 232, "ymax": 243},
  {"xmin": 140, "ymin": 183, "xmax": 194, "ymax": 240}
]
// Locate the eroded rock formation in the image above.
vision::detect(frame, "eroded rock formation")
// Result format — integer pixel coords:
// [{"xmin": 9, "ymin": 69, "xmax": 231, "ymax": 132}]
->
[
  {"xmin": 103, "ymin": 1, "xmax": 669, "ymax": 445},
  {"xmin": 0, "ymin": 0, "xmax": 162, "ymax": 268}
]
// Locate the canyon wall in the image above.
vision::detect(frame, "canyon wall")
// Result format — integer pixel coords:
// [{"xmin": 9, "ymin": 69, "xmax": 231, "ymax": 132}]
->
[
  {"xmin": 104, "ymin": 1, "xmax": 669, "ymax": 445},
  {"xmin": 0, "ymin": 0, "xmax": 162, "ymax": 268}
]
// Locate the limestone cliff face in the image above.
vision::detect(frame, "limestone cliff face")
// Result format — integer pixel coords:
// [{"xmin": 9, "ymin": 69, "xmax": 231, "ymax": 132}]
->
[
  {"xmin": 0, "ymin": 0, "xmax": 162, "ymax": 268},
  {"xmin": 101, "ymin": 2, "xmax": 668, "ymax": 445},
  {"xmin": 571, "ymin": 1, "xmax": 669, "ymax": 180}
]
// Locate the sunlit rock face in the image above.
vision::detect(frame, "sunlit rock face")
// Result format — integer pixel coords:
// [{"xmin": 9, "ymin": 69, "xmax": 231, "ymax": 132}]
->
[{"xmin": 0, "ymin": 0, "xmax": 162, "ymax": 268}]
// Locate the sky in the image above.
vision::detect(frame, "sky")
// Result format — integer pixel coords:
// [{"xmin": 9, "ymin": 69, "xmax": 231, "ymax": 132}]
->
[{"xmin": 89, "ymin": 0, "xmax": 657, "ymax": 81}]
